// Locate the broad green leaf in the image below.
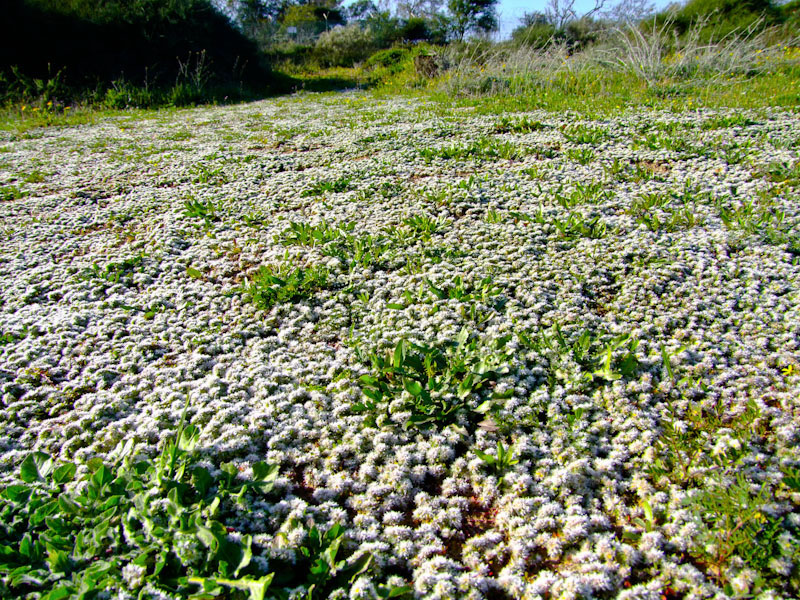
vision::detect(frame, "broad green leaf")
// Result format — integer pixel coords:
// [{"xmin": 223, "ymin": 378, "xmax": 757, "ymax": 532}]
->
[
  {"xmin": 193, "ymin": 466, "xmax": 213, "ymax": 497},
  {"xmin": 474, "ymin": 400, "xmax": 494, "ymax": 414},
  {"xmin": 52, "ymin": 463, "xmax": 77, "ymax": 485},
  {"xmin": 20, "ymin": 452, "xmax": 53, "ymax": 483},
  {"xmin": 251, "ymin": 462, "xmax": 279, "ymax": 489},
  {"xmin": 474, "ymin": 448, "xmax": 495, "ymax": 465},
  {"xmin": 362, "ymin": 388, "xmax": 383, "ymax": 402},
  {"xmin": 393, "ymin": 340, "xmax": 405, "ymax": 369},
  {"xmin": 4, "ymin": 484, "xmax": 31, "ymax": 503},
  {"xmin": 379, "ymin": 584, "xmax": 413, "ymax": 599},
  {"xmin": 358, "ymin": 375, "xmax": 380, "ymax": 386},
  {"xmin": 457, "ymin": 374, "xmax": 474, "ymax": 399},
  {"xmin": 45, "ymin": 546, "xmax": 71, "ymax": 575},
  {"xmin": 234, "ymin": 535, "xmax": 253, "ymax": 578},
  {"xmin": 90, "ymin": 465, "xmax": 113, "ymax": 489},
  {"xmin": 179, "ymin": 424, "xmax": 201, "ymax": 452},
  {"xmin": 403, "ymin": 379, "xmax": 423, "ymax": 397},
  {"xmin": 386, "ymin": 303, "xmax": 405, "ymax": 310},
  {"xmin": 187, "ymin": 266, "xmax": 203, "ymax": 279},
  {"xmin": 42, "ymin": 584, "xmax": 74, "ymax": 600},
  {"xmin": 19, "ymin": 533, "xmax": 34, "ymax": 559}
]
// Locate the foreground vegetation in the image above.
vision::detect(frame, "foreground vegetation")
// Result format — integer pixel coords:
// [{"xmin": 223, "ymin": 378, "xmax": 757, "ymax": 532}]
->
[
  {"xmin": 1, "ymin": 74, "xmax": 799, "ymax": 597},
  {"xmin": 1, "ymin": 2, "xmax": 799, "ymax": 599}
]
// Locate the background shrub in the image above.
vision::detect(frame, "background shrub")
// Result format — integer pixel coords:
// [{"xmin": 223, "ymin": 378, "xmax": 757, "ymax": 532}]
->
[{"xmin": 314, "ymin": 24, "xmax": 378, "ymax": 68}]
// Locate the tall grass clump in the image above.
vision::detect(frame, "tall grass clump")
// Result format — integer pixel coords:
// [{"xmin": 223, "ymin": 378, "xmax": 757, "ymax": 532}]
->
[
  {"xmin": 414, "ymin": 16, "xmax": 799, "ymax": 112},
  {"xmin": 608, "ymin": 16, "xmax": 799, "ymax": 85}
]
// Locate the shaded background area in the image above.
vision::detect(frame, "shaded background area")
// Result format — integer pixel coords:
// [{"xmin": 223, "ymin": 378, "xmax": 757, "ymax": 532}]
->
[{"xmin": 0, "ymin": 0, "xmax": 275, "ymax": 105}]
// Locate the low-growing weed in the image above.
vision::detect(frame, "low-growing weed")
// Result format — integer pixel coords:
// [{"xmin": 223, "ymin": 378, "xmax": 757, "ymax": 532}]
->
[
  {"xmin": 0, "ymin": 185, "xmax": 27, "ymax": 201},
  {"xmin": 700, "ymin": 114, "xmax": 757, "ymax": 130},
  {"xmin": 81, "ymin": 254, "xmax": 146, "ymax": 285},
  {"xmin": 22, "ymin": 169, "xmax": 47, "ymax": 184},
  {"xmin": 190, "ymin": 164, "xmax": 226, "ymax": 185},
  {"xmin": 719, "ymin": 199, "xmax": 796, "ymax": 247},
  {"xmin": 301, "ymin": 177, "xmax": 352, "ymax": 197},
  {"xmin": 554, "ymin": 182, "xmax": 611, "ymax": 208},
  {"xmin": 760, "ymin": 160, "xmax": 800, "ymax": 187},
  {"xmin": 419, "ymin": 137, "xmax": 525, "ymax": 163},
  {"xmin": 562, "ymin": 125, "xmax": 607, "ymax": 145},
  {"xmin": 354, "ymin": 330, "xmax": 514, "ymax": 430},
  {"xmin": 278, "ymin": 220, "xmax": 344, "ymax": 247},
  {"xmin": 183, "ymin": 197, "xmax": 218, "ymax": 226},
  {"xmin": 324, "ymin": 232, "xmax": 392, "ymax": 271},
  {"xmin": 402, "ymin": 214, "xmax": 445, "ymax": 240},
  {"xmin": 552, "ymin": 213, "xmax": 608, "ymax": 240},
  {"xmin": 509, "ymin": 210, "xmax": 546, "ymax": 225},
  {"xmin": 0, "ymin": 413, "xmax": 391, "ymax": 599},
  {"xmin": 637, "ymin": 206, "xmax": 705, "ymax": 232},
  {"xmin": 474, "ymin": 441, "xmax": 519, "ymax": 481},
  {"xmin": 238, "ymin": 263, "xmax": 330, "ymax": 310},
  {"xmin": 685, "ymin": 474, "xmax": 799, "ymax": 591},
  {"xmin": 424, "ymin": 275, "xmax": 503, "ymax": 304},
  {"xmin": 493, "ymin": 116, "xmax": 547, "ymax": 134},
  {"xmin": 519, "ymin": 325, "xmax": 640, "ymax": 390},
  {"xmin": 633, "ymin": 133, "xmax": 692, "ymax": 153},
  {"xmin": 485, "ymin": 208, "xmax": 503, "ymax": 223},
  {"xmin": 241, "ymin": 211, "xmax": 268, "ymax": 228},
  {"xmin": 566, "ymin": 147, "xmax": 595, "ymax": 165},
  {"xmin": 628, "ymin": 192, "xmax": 671, "ymax": 215}
]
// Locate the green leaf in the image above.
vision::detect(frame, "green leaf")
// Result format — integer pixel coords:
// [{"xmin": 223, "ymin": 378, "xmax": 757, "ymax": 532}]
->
[
  {"xmin": 474, "ymin": 400, "xmax": 494, "ymax": 414},
  {"xmin": 42, "ymin": 584, "xmax": 74, "ymax": 600},
  {"xmin": 45, "ymin": 546, "xmax": 71, "ymax": 575},
  {"xmin": 234, "ymin": 535, "xmax": 253, "ymax": 578},
  {"xmin": 403, "ymin": 379, "xmax": 423, "ymax": 397},
  {"xmin": 193, "ymin": 467, "xmax": 214, "ymax": 497},
  {"xmin": 362, "ymin": 388, "xmax": 383, "ymax": 402},
  {"xmin": 457, "ymin": 374, "xmax": 474, "ymax": 399},
  {"xmin": 379, "ymin": 584, "xmax": 413, "ymax": 599},
  {"xmin": 20, "ymin": 452, "xmax": 53, "ymax": 483},
  {"xmin": 90, "ymin": 465, "xmax": 113, "ymax": 490},
  {"xmin": 3, "ymin": 484, "xmax": 32, "ymax": 503},
  {"xmin": 52, "ymin": 463, "xmax": 77, "ymax": 485},
  {"xmin": 251, "ymin": 462, "xmax": 279, "ymax": 492},
  {"xmin": 179, "ymin": 424, "xmax": 200, "ymax": 452},
  {"xmin": 473, "ymin": 448, "xmax": 495, "ymax": 465},
  {"xmin": 393, "ymin": 340, "xmax": 405, "ymax": 369},
  {"xmin": 386, "ymin": 303, "xmax": 405, "ymax": 310},
  {"xmin": 359, "ymin": 374, "xmax": 380, "ymax": 386},
  {"xmin": 187, "ymin": 267, "xmax": 204, "ymax": 279},
  {"xmin": 19, "ymin": 533, "xmax": 34, "ymax": 559}
]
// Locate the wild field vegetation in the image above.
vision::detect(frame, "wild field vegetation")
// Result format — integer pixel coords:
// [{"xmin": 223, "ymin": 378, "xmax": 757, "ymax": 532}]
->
[{"xmin": 1, "ymin": 1, "xmax": 800, "ymax": 599}]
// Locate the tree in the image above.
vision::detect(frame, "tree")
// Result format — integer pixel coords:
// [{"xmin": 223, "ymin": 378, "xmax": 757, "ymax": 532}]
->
[
  {"xmin": 544, "ymin": 0, "xmax": 607, "ymax": 29},
  {"xmin": 396, "ymin": 0, "xmax": 445, "ymax": 19},
  {"xmin": 448, "ymin": 0, "xmax": 498, "ymax": 40},
  {"xmin": 601, "ymin": 0, "xmax": 656, "ymax": 23},
  {"xmin": 345, "ymin": 0, "xmax": 379, "ymax": 21}
]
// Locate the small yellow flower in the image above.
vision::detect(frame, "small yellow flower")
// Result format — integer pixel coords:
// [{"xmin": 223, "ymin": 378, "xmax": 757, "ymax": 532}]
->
[
  {"xmin": 783, "ymin": 364, "xmax": 795, "ymax": 376},
  {"xmin": 47, "ymin": 101, "xmax": 53, "ymax": 108},
  {"xmin": 21, "ymin": 105, "xmax": 26, "ymax": 112},
  {"xmin": 64, "ymin": 106, "xmax": 71, "ymax": 111}
]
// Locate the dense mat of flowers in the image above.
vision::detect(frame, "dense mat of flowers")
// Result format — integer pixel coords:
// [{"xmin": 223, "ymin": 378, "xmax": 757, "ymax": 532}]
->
[{"xmin": 0, "ymin": 92, "xmax": 799, "ymax": 599}]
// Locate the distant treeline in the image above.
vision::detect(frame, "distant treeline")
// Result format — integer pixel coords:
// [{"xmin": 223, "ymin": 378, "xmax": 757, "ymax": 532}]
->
[{"xmin": 1, "ymin": 0, "xmax": 274, "ymax": 104}]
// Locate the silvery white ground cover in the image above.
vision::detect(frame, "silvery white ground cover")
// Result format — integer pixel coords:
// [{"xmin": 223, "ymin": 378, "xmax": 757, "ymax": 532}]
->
[{"xmin": 1, "ymin": 91, "xmax": 799, "ymax": 599}]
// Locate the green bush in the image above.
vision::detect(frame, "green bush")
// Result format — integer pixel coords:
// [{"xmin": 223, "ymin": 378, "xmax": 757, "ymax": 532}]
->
[
  {"xmin": 655, "ymin": 0, "xmax": 782, "ymax": 42},
  {"xmin": 510, "ymin": 22, "xmax": 557, "ymax": 49},
  {"xmin": 365, "ymin": 48, "xmax": 413, "ymax": 71},
  {"xmin": 314, "ymin": 24, "xmax": 378, "ymax": 67}
]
